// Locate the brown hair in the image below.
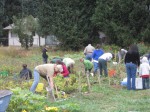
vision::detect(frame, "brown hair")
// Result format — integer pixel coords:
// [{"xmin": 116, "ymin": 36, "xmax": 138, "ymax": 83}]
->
[
  {"xmin": 96, "ymin": 44, "xmax": 101, "ymax": 49},
  {"xmin": 22, "ymin": 64, "xmax": 27, "ymax": 68}
]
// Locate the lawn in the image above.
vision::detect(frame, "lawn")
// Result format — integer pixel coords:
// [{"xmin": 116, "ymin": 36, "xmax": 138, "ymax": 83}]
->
[{"xmin": 0, "ymin": 46, "xmax": 150, "ymax": 112}]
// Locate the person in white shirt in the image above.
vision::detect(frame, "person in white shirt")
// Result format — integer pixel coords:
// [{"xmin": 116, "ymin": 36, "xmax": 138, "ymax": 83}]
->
[
  {"xmin": 139, "ymin": 57, "xmax": 150, "ymax": 89},
  {"xmin": 63, "ymin": 58, "xmax": 75, "ymax": 73},
  {"xmin": 117, "ymin": 48, "xmax": 127, "ymax": 63},
  {"xmin": 98, "ymin": 53, "xmax": 114, "ymax": 77},
  {"xmin": 84, "ymin": 44, "xmax": 95, "ymax": 61}
]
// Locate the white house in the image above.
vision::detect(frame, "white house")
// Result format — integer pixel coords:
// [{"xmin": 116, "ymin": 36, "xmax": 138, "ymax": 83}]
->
[{"xmin": 3, "ymin": 24, "xmax": 45, "ymax": 46}]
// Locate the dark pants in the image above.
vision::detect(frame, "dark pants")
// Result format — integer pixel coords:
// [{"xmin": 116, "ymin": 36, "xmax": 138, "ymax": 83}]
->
[
  {"xmin": 98, "ymin": 59, "xmax": 107, "ymax": 77},
  {"xmin": 142, "ymin": 77, "xmax": 149, "ymax": 89},
  {"xmin": 43, "ymin": 57, "xmax": 48, "ymax": 64},
  {"xmin": 85, "ymin": 68, "xmax": 92, "ymax": 74}
]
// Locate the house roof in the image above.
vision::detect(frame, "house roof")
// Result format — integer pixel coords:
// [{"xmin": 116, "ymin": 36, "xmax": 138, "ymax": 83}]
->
[{"xmin": 3, "ymin": 24, "xmax": 14, "ymax": 30}]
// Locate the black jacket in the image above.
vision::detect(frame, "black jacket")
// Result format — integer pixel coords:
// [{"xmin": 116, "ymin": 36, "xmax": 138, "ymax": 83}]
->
[
  {"xmin": 20, "ymin": 68, "xmax": 32, "ymax": 79},
  {"xmin": 42, "ymin": 48, "xmax": 48, "ymax": 58},
  {"xmin": 124, "ymin": 51, "xmax": 140, "ymax": 66}
]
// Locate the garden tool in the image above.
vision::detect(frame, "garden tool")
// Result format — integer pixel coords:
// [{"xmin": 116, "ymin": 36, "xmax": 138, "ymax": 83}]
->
[
  {"xmin": 97, "ymin": 69, "xmax": 101, "ymax": 86},
  {"xmin": 85, "ymin": 71, "xmax": 91, "ymax": 92},
  {"xmin": 46, "ymin": 75, "xmax": 56, "ymax": 102}
]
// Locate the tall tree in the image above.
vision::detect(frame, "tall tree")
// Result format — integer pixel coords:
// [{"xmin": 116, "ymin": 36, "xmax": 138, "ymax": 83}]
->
[
  {"xmin": 12, "ymin": 15, "xmax": 38, "ymax": 49},
  {"xmin": 38, "ymin": 0, "xmax": 96, "ymax": 50},
  {"xmin": 92, "ymin": 0, "xmax": 150, "ymax": 46}
]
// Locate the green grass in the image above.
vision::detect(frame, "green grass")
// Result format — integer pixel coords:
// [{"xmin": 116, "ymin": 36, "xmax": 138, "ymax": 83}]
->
[
  {"xmin": 56, "ymin": 85, "xmax": 150, "ymax": 112},
  {"xmin": 0, "ymin": 47, "xmax": 150, "ymax": 112}
]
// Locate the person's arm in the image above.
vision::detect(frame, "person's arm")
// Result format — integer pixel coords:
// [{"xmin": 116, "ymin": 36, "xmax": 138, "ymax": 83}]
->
[
  {"xmin": 47, "ymin": 68, "xmax": 55, "ymax": 90},
  {"xmin": 29, "ymin": 69, "xmax": 32, "ymax": 79},
  {"xmin": 49, "ymin": 75, "xmax": 54, "ymax": 90}
]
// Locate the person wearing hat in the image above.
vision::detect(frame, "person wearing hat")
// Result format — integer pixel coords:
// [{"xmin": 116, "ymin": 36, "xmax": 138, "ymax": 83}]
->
[{"xmin": 30, "ymin": 64, "xmax": 63, "ymax": 93}]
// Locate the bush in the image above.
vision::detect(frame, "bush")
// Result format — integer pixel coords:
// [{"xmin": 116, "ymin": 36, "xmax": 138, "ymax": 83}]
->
[{"xmin": 137, "ymin": 43, "xmax": 149, "ymax": 56}]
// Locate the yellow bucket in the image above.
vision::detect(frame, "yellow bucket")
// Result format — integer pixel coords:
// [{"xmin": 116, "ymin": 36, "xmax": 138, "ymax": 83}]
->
[{"xmin": 35, "ymin": 83, "xmax": 44, "ymax": 92}]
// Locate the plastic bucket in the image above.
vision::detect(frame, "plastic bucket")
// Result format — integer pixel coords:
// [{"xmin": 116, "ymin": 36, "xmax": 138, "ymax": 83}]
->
[
  {"xmin": 35, "ymin": 83, "xmax": 44, "ymax": 92},
  {"xmin": 0, "ymin": 90, "xmax": 13, "ymax": 112}
]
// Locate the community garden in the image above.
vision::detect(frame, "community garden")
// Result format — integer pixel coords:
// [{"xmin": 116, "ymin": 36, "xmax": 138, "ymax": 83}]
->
[{"xmin": 0, "ymin": 43, "xmax": 150, "ymax": 112}]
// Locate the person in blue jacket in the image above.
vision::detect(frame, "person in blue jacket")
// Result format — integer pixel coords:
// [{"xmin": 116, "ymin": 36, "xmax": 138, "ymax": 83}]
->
[{"xmin": 92, "ymin": 44, "xmax": 104, "ymax": 76}]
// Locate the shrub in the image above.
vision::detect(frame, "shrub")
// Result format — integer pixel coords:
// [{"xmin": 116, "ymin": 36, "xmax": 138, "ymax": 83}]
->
[{"xmin": 137, "ymin": 43, "xmax": 149, "ymax": 56}]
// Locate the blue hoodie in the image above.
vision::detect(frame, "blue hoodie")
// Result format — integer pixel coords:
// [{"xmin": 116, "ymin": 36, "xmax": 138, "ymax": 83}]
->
[{"xmin": 92, "ymin": 49, "xmax": 104, "ymax": 61}]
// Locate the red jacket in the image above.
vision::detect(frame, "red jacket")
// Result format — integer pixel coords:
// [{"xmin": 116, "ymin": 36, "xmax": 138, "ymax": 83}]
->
[{"xmin": 61, "ymin": 64, "xmax": 69, "ymax": 77}]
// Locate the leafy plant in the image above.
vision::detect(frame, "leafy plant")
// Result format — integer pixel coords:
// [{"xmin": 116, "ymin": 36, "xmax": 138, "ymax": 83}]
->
[
  {"xmin": 7, "ymin": 87, "xmax": 46, "ymax": 112},
  {"xmin": 54, "ymin": 74, "xmax": 78, "ymax": 94},
  {"xmin": 137, "ymin": 43, "xmax": 149, "ymax": 56}
]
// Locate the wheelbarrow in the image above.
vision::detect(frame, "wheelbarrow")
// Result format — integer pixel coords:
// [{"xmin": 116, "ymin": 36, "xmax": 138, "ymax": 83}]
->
[{"xmin": 0, "ymin": 90, "xmax": 13, "ymax": 112}]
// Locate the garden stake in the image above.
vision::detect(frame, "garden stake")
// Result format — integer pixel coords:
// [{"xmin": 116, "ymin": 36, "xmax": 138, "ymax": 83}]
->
[
  {"xmin": 97, "ymin": 70, "xmax": 101, "ymax": 86},
  {"xmin": 78, "ymin": 71, "xmax": 82, "ymax": 93},
  {"xmin": 46, "ymin": 75, "xmax": 56, "ymax": 102},
  {"xmin": 54, "ymin": 83, "xmax": 60, "ymax": 99},
  {"xmin": 86, "ymin": 71, "xmax": 91, "ymax": 92}
]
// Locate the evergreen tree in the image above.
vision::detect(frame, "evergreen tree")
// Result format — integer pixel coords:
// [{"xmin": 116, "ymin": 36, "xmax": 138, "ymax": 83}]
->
[
  {"xmin": 38, "ymin": 0, "xmax": 96, "ymax": 50},
  {"xmin": 92, "ymin": 0, "xmax": 150, "ymax": 46}
]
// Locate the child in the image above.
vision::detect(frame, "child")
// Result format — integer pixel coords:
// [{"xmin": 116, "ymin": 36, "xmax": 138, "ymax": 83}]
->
[
  {"xmin": 42, "ymin": 46, "xmax": 48, "ymax": 63},
  {"xmin": 139, "ymin": 57, "xmax": 150, "ymax": 89},
  {"xmin": 80, "ymin": 58, "xmax": 93, "ymax": 75},
  {"xmin": 20, "ymin": 64, "xmax": 32, "ymax": 80}
]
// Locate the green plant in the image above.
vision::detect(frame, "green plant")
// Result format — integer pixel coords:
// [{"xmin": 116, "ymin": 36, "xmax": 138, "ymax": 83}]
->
[
  {"xmin": 54, "ymin": 74, "xmax": 78, "ymax": 94},
  {"xmin": 7, "ymin": 87, "xmax": 47, "ymax": 112},
  {"xmin": 137, "ymin": 43, "xmax": 149, "ymax": 56}
]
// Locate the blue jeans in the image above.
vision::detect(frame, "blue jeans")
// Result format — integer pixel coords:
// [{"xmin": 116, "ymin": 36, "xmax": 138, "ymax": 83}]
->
[
  {"xmin": 93, "ymin": 62, "xmax": 99, "ymax": 75},
  {"xmin": 125, "ymin": 63, "xmax": 137, "ymax": 90},
  {"xmin": 85, "ymin": 54, "xmax": 92, "ymax": 61},
  {"xmin": 30, "ymin": 70, "xmax": 40, "ymax": 93}
]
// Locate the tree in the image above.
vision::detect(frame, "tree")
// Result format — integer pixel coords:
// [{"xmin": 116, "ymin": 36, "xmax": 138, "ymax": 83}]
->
[
  {"xmin": 12, "ymin": 15, "xmax": 38, "ymax": 49},
  {"xmin": 91, "ymin": 0, "xmax": 150, "ymax": 47},
  {"xmin": 38, "ymin": 0, "xmax": 96, "ymax": 50}
]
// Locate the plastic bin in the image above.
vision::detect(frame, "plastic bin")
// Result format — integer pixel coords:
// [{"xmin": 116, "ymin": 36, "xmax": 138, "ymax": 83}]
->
[
  {"xmin": 0, "ymin": 90, "xmax": 13, "ymax": 112},
  {"xmin": 35, "ymin": 83, "xmax": 44, "ymax": 93}
]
